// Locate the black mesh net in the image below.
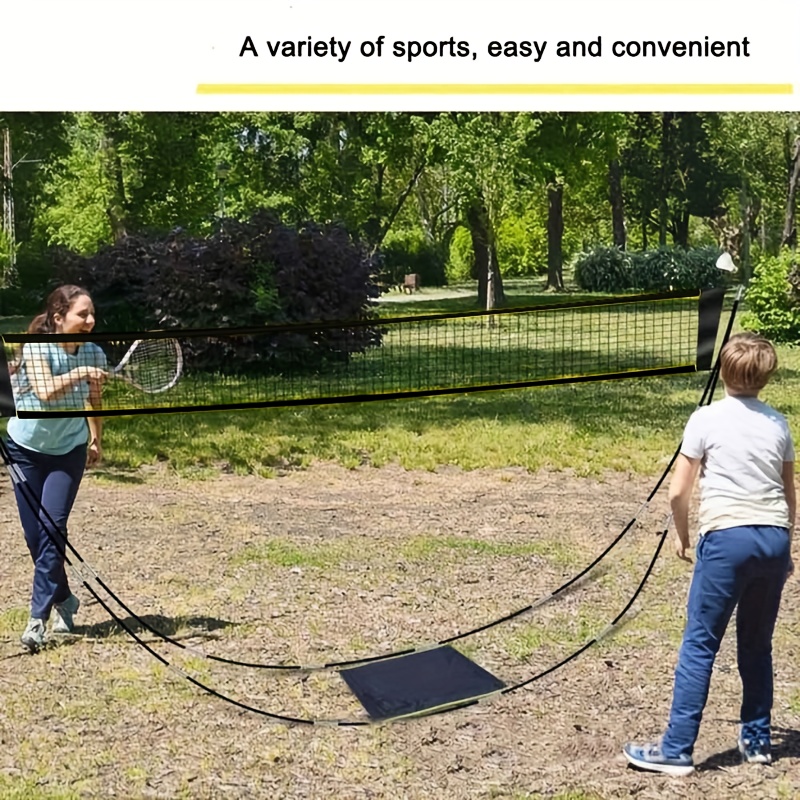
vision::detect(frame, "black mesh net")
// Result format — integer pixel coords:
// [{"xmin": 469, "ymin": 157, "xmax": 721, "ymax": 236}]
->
[{"xmin": 0, "ymin": 289, "xmax": 723, "ymax": 419}]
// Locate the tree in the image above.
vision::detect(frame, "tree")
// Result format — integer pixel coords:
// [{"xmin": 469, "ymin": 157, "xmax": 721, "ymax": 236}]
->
[
  {"xmin": 0, "ymin": 113, "xmax": 70, "ymax": 284},
  {"xmin": 621, "ymin": 113, "xmax": 735, "ymax": 253},
  {"xmin": 711, "ymin": 113, "xmax": 796, "ymax": 277},
  {"xmin": 782, "ymin": 135, "xmax": 800, "ymax": 249},
  {"xmin": 273, "ymin": 112, "xmax": 431, "ymax": 250},
  {"xmin": 430, "ymin": 113, "xmax": 540, "ymax": 306},
  {"xmin": 608, "ymin": 157, "xmax": 626, "ymax": 250},
  {"xmin": 520, "ymin": 113, "xmax": 622, "ymax": 289}
]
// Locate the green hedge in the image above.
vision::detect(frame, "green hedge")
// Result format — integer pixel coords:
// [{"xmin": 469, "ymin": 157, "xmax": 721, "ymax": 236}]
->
[
  {"xmin": 573, "ymin": 245, "xmax": 728, "ymax": 293},
  {"xmin": 573, "ymin": 246, "xmax": 630, "ymax": 292}
]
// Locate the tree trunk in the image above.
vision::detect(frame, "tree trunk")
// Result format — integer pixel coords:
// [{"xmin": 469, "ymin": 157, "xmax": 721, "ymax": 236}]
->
[
  {"xmin": 99, "ymin": 128, "xmax": 128, "ymax": 242},
  {"xmin": 658, "ymin": 112, "xmax": 674, "ymax": 248},
  {"xmin": 546, "ymin": 181, "xmax": 565, "ymax": 290},
  {"xmin": 781, "ymin": 135, "xmax": 800, "ymax": 249},
  {"xmin": 740, "ymin": 177, "xmax": 753, "ymax": 283},
  {"xmin": 608, "ymin": 159, "xmax": 626, "ymax": 250},
  {"xmin": 673, "ymin": 211, "xmax": 690, "ymax": 249},
  {"xmin": 1, "ymin": 127, "xmax": 16, "ymax": 285},
  {"xmin": 658, "ymin": 197, "xmax": 669, "ymax": 247},
  {"xmin": 467, "ymin": 195, "xmax": 505, "ymax": 308}
]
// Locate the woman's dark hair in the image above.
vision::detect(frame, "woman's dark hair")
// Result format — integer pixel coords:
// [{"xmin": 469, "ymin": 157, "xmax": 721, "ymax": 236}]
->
[
  {"xmin": 28, "ymin": 285, "xmax": 90, "ymax": 334},
  {"xmin": 9, "ymin": 285, "xmax": 91, "ymax": 374}
]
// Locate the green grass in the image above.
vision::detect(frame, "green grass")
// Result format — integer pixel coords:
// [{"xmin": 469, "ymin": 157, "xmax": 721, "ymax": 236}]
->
[
  {"xmin": 0, "ymin": 777, "xmax": 82, "ymax": 800},
  {"xmin": 0, "ymin": 314, "xmax": 26, "ymax": 335},
  {"xmin": 88, "ymin": 370, "xmax": 713, "ymax": 477},
  {"xmin": 402, "ymin": 534, "xmax": 580, "ymax": 568},
  {"xmin": 231, "ymin": 539, "xmax": 343, "ymax": 569}
]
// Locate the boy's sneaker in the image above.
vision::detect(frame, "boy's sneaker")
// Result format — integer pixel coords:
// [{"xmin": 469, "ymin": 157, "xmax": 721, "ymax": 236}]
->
[
  {"xmin": 52, "ymin": 593, "xmax": 80, "ymax": 634},
  {"xmin": 623, "ymin": 742, "xmax": 695, "ymax": 776},
  {"xmin": 738, "ymin": 733, "xmax": 772, "ymax": 764},
  {"xmin": 21, "ymin": 618, "xmax": 46, "ymax": 653}
]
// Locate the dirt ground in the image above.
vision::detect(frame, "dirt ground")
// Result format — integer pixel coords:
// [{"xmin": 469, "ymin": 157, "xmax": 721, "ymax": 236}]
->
[{"xmin": 1, "ymin": 463, "xmax": 799, "ymax": 799}]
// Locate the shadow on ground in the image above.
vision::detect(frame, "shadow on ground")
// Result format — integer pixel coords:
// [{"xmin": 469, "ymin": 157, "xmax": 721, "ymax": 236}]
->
[
  {"xmin": 697, "ymin": 725, "xmax": 800, "ymax": 770},
  {"xmin": 76, "ymin": 612, "xmax": 236, "ymax": 641}
]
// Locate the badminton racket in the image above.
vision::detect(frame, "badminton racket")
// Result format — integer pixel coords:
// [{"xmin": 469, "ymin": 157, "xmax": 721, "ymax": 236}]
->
[{"xmin": 110, "ymin": 338, "xmax": 183, "ymax": 394}]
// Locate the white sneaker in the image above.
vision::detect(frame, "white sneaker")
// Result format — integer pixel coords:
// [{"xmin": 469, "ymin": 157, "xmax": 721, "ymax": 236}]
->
[
  {"xmin": 52, "ymin": 593, "xmax": 80, "ymax": 634},
  {"xmin": 21, "ymin": 618, "xmax": 47, "ymax": 653},
  {"xmin": 738, "ymin": 732, "xmax": 772, "ymax": 764}
]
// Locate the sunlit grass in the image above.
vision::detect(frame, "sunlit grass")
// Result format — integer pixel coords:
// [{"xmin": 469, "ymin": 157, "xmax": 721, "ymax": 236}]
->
[
  {"xmin": 93, "ymin": 371, "xmax": 706, "ymax": 478},
  {"xmin": 231, "ymin": 539, "xmax": 343, "ymax": 569},
  {"xmin": 401, "ymin": 534, "xmax": 580, "ymax": 569},
  {"xmin": 0, "ymin": 777, "xmax": 81, "ymax": 800}
]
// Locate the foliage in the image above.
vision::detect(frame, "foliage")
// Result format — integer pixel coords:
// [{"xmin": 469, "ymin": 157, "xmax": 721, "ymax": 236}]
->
[
  {"xmin": 0, "ymin": 247, "xmax": 56, "ymax": 315},
  {"xmin": 446, "ymin": 226, "xmax": 474, "ymax": 283},
  {"xmin": 574, "ymin": 245, "xmax": 729, "ymax": 293},
  {"xmin": 621, "ymin": 112, "xmax": 737, "ymax": 249},
  {"xmin": 572, "ymin": 246, "xmax": 631, "ymax": 292},
  {"xmin": 37, "ymin": 113, "xmax": 225, "ymax": 252},
  {"xmin": 4, "ymin": 111, "xmax": 800, "ymax": 305},
  {"xmin": 742, "ymin": 249, "xmax": 800, "ymax": 342},
  {"xmin": 495, "ymin": 210, "xmax": 548, "ymax": 277},
  {"xmin": 0, "ymin": 227, "xmax": 15, "ymax": 280},
  {"xmin": 714, "ymin": 113, "xmax": 799, "ymax": 257},
  {"xmin": 630, "ymin": 246, "xmax": 727, "ymax": 292},
  {"xmin": 53, "ymin": 211, "xmax": 382, "ymax": 370},
  {"xmin": 379, "ymin": 228, "xmax": 446, "ymax": 287},
  {"xmin": 37, "ymin": 115, "xmax": 121, "ymax": 252}
]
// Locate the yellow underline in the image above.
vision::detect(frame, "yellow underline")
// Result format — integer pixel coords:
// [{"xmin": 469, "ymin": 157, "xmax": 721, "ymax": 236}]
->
[{"xmin": 196, "ymin": 83, "xmax": 793, "ymax": 96}]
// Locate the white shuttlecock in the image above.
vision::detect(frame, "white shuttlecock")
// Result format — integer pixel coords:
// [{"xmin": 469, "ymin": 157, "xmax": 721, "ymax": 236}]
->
[{"xmin": 716, "ymin": 252, "xmax": 736, "ymax": 272}]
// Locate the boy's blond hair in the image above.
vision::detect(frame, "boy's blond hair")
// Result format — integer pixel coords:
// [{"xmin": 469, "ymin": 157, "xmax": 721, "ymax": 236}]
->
[{"xmin": 719, "ymin": 332, "xmax": 778, "ymax": 396}]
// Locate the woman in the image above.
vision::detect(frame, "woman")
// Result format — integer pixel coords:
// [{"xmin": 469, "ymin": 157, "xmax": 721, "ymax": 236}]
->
[{"xmin": 5, "ymin": 285, "xmax": 107, "ymax": 653}]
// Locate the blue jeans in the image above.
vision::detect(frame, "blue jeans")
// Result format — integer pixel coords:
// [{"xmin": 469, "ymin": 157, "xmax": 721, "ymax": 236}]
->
[
  {"xmin": 661, "ymin": 525, "xmax": 790, "ymax": 758},
  {"xmin": 5, "ymin": 437, "xmax": 87, "ymax": 620}
]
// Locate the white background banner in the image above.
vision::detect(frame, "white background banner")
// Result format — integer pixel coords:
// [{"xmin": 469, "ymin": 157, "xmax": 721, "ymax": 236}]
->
[{"xmin": 0, "ymin": 0, "xmax": 798, "ymax": 111}]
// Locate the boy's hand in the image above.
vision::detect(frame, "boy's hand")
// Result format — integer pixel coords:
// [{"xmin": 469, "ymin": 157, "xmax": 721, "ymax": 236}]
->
[
  {"xmin": 788, "ymin": 557, "xmax": 795, "ymax": 578},
  {"xmin": 676, "ymin": 532, "xmax": 692, "ymax": 563}
]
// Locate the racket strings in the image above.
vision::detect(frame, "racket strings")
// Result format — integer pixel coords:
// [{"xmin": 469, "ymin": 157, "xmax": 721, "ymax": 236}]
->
[{"xmin": 119, "ymin": 339, "xmax": 181, "ymax": 393}]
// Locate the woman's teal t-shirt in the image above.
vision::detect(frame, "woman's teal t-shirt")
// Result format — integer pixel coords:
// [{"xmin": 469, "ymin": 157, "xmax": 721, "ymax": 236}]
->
[{"xmin": 7, "ymin": 341, "xmax": 107, "ymax": 455}]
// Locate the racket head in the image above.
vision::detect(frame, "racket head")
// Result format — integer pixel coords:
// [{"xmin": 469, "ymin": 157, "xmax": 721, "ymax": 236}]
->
[{"xmin": 112, "ymin": 338, "xmax": 183, "ymax": 393}]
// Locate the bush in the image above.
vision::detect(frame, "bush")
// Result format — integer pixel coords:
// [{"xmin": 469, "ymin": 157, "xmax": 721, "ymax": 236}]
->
[
  {"xmin": 572, "ymin": 246, "xmax": 631, "ymax": 292},
  {"xmin": 53, "ymin": 211, "xmax": 382, "ymax": 371},
  {"xmin": 573, "ymin": 245, "xmax": 730, "ymax": 294},
  {"xmin": 495, "ymin": 211, "xmax": 548, "ymax": 277},
  {"xmin": 631, "ymin": 246, "xmax": 725, "ymax": 292},
  {"xmin": 379, "ymin": 228, "xmax": 446, "ymax": 288},
  {"xmin": 741, "ymin": 249, "xmax": 800, "ymax": 343}
]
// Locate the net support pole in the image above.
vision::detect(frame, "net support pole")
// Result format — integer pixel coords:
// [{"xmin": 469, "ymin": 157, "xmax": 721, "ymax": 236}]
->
[
  {"xmin": 696, "ymin": 287, "xmax": 726, "ymax": 371},
  {"xmin": 0, "ymin": 342, "xmax": 15, "ymax": 418}
]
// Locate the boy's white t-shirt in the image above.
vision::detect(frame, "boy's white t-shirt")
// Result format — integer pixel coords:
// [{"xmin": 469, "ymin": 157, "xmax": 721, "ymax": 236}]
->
[{"xmin": 681, "ymin": 394, "xmax": 794, "ymax": 534}]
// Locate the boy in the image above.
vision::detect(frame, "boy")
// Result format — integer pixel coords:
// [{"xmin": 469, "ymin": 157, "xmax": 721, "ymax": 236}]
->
[{"xmin": 624, "ymin": 332, "xmax": 795, "ymax": 776}]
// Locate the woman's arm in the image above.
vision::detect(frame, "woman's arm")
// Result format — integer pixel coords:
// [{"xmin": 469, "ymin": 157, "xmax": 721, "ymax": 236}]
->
[
  {"xmin": 26, "ymin": 351, "xmax": 106, "ymax": 403},
  {"xmin": 86, "ymin": 374, "xmax": 104, "ymax": 467}
]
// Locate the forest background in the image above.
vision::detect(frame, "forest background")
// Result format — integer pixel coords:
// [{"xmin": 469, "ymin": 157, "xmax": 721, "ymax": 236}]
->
[{"xmin": 1, "ymin": 112, "xmax": 798, "ymax": 340}]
